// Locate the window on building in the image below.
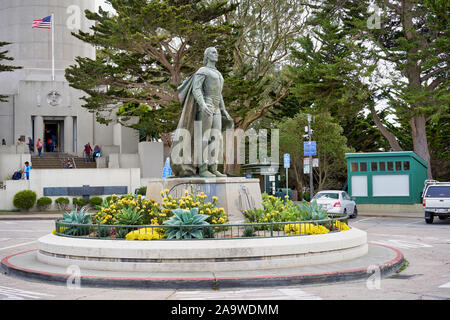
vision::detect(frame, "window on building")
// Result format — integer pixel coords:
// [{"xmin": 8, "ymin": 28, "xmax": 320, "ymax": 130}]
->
[
  {"xmin": 387, "ymin": 161, "xmax": 394, "ymax": 171},
  {"xmin": 379, "ymin": 162, "xmax": 386, "ymax": 171},
  {"xmin": 395, "ymin": 161, "xmax": 402, "ymax": 171},
  {"xmin": 371, "ymin": 162, "xmax": 378, "ymax": 171},
  {"xmin": 360, "ymin": 162, "xmax": 367, "ymax": 172},
  {"xmin": 403, "ymin": 161, "xmax": 410, "ymax": 171},
  {"xmin": 351, "ymin": 163, "xmax": 358, "ymax": 172}
]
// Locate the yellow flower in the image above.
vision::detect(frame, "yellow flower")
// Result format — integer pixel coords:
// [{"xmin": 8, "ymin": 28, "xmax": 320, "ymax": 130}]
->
[
  {"xmin": 164, "ymin": 189, "xmax": 169, "ymax": 193},
  {"xmin": 162, "ymin": 197, "xmax": 168, "ymax": 202},
  {"xmin": 212, "ymin": 196, "xmax": 218, "ymax": 201}
]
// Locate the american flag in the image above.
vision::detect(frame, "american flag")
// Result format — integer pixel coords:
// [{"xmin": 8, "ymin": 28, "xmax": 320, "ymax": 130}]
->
[{"xmin": 32, "ymin": 16, "xmax": 52, "ymax": 29}]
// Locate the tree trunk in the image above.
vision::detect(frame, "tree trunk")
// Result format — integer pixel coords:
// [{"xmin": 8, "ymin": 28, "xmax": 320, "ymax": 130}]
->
[
  {"xmin": 369, "ymin": 104, "xmax": 403, "ymax": 151},
  {"xmin": 410, "ymin": 115, "xmax": 433, "ymax": 179}
]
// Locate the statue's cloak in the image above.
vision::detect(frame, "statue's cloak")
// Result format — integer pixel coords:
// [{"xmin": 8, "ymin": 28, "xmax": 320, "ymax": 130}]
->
[{"xmin": 170, "ymin": 72, "xmax": 199, "ymax": 177}]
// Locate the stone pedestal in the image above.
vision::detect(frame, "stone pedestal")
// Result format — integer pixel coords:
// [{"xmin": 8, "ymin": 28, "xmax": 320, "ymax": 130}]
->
[{"xmin": 146, "ymin": 177, "xmax": 262, "ymax": 223}]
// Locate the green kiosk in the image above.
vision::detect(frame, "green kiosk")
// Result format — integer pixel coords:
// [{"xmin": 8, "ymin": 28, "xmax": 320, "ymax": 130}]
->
[{"xmin": 345, "ymin": 151, "xmax": 428, "ymax": 204}]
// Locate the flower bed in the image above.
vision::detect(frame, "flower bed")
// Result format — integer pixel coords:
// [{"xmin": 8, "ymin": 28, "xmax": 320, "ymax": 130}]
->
[{"xmin": 52, "ymin": 190, "xmax": 351, "ymax": 240}]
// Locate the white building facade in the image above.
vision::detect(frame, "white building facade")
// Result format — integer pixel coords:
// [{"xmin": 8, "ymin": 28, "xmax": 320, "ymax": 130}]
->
[{"xmin": 0, "ymin": 0, "xmax": 138, "ymax": 156}]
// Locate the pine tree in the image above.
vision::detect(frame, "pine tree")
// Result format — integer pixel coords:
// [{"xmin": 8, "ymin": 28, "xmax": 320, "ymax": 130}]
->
[
  {"xmin": 0, "ymin": 42, "xmax": 22, "ymax": 102},
  {"xmin": 301, "ymin": 0, "xmax": 449, "ymax": 178},
  {"xmin": 65, "ymin": 0, "xmax": 237, "ymax": 141}
]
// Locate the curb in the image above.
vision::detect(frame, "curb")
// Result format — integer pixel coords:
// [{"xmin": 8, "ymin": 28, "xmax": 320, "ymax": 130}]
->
[{"xmin": 1, "ymin": 244, "xmax": 404, "ymax": 289}]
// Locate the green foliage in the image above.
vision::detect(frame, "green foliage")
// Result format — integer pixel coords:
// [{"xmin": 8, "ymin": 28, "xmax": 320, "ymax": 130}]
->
[
  {"xmin": 61, "ymin": 207, "xmax": 91, "ymax": 236},
  {"xmin": 89, "ymin": 197, "xmax": 103, "ymax": 207},
  {"xmin": 13, "ymin": 190, "xmax": 37, "ymax": 211},
  {"xmin": 73, "ymin": 197, "xmax": 88, "ymax": 208},
  {"xmin": 163, "ymin": 208, "xmax": 210, "ymax": 240},
  {"xmin": 135, "ymin": 186, "xmax": 147, "ymax": 196},
  {"xmin": 55, "ymin": 197, "xmax": 70, "ymax": 211},
  {"xmin": 115, "ymin": 207, "xmax": 144, "ymax": 239},
  {"xmin": 115, "ymin": 207, "xmax": 143, "ymax": 226},
  {"xmin": 243, "ymin": 226, "xmax": 255, "ymax": 238},
  {"xmin": 246, "ymin": 193, "xmax": 332, "ymax": 230},
  {"xmin": 278, "ymin": 112, "xmax": 353, "ymax": 193},
  {"xmin": 0, "ymin": 42, "xmax": 22, "ymax": 102},
  {"xmin": 36, "ymin": 197, "xmax": 52, "ymax": 210}
]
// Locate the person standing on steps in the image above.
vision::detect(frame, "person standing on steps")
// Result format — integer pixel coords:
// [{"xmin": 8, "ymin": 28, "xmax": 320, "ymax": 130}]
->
[{"xmin": 36, "ymin": 138, "xmax": 43, "ymax": 157}]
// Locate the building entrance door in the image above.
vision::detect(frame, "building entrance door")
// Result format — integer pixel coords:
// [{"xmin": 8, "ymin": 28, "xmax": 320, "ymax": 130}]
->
[{"xmin": 44, "ymin": 120, "xmax": 63, "ymax": 153}]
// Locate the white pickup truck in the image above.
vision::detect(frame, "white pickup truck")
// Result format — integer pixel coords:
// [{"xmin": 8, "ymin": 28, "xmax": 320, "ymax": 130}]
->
[{"xmin": 422, "ymin": 180, "xmax": 450, "ymax": 224}]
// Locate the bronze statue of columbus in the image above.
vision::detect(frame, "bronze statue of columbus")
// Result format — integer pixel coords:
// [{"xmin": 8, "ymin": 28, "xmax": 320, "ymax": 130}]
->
[{"xmin": 170, "ymin": 47, "xmax": 234, "ymax": 177}]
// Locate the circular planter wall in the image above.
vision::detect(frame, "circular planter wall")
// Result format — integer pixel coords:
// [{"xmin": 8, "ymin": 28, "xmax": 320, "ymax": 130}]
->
[{"xmin": 37, "ymin": 228, "xmax": 368, "ymax": 272}]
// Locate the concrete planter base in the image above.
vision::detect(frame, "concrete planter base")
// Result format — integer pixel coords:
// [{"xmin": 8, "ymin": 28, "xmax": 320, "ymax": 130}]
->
[{"xmin": 37, "ymin": 228, "xmax": 368, "ymax": 273}]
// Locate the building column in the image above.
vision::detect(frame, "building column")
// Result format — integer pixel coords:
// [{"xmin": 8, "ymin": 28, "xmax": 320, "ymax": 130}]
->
[
  {"xmin": 64, "ymin": 116, "xmax": 73, "ymax": 154},
  {"xmin": 34, "ymin": 116, "xmax": 44, "ymax": 154}
]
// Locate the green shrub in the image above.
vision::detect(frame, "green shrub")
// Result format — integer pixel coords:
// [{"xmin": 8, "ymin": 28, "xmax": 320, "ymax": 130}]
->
[
  {"xmin": 135, "ymin": 186, "xmax": 147, "ymax": 196},
  {"xmin": 89, "ymin": 196, "xmax": 103, "ymax": 207},
  {"xmin": 73, "ymin": 197, "xmax": 88, "ymax": 208},
  {"xmin": 13, "ymin": 190, "xmax": 37, "ymax": 211},
  {"xmin": 36, "ymin": 197, "xmax": 52, "ymax": 210},
  {"xmin": 55, "ymin": 197, "xmax": 70, "ymax": 211},
  {"xmin": 243, "ymin": 226, "xmax": 255, "ymax": 237}
]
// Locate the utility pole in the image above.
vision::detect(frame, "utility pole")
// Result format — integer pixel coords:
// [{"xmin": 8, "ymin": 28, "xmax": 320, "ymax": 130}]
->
[{"xmin": 307, "ymin": 114, "xmax": 313, "ymax": 199}]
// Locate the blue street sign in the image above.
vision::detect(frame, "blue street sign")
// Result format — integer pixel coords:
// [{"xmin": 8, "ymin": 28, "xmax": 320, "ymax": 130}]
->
[
  {"xmin": 304, "ymin": 141, "xmax": 317, "ymax": 156},
  {"xmin": 283, "ymin": 153, "xmax": 290, "ymax": 168}
]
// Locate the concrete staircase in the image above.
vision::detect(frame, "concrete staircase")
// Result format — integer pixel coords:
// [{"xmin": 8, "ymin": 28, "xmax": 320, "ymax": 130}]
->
[{"xmin": 31, "ymin": 153, "xmax": 97, "ymax": 169}]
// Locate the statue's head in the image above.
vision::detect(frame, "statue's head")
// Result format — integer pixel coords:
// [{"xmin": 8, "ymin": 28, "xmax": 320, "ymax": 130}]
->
[{"xmin": 203, "ymin": 47, "xmax": 218, "ymax": 65}]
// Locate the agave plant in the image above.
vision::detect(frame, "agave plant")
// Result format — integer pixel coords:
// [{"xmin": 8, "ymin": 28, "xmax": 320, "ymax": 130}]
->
[
  {"xmin": 61, "ymin": 206, "xmax": 91, "ymax": 236},
  {"xmin": 115, "ymin": 207, "xmax": 143, "ymax": 239},
  {"xmin": 163, "ymin": 208, "xmax": 209, "ymax": 240}
]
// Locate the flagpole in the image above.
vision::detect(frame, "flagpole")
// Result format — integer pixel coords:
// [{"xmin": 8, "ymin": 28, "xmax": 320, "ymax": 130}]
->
[{"xmin": 51, "ymin": 13, "xmax": 55, "ymax": 81}]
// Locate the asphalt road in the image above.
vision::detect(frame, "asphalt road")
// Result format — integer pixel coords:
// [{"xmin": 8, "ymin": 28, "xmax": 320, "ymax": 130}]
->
[{"xmin": 0, "ymin": 216, "xmax": 449, "ymax": 300}]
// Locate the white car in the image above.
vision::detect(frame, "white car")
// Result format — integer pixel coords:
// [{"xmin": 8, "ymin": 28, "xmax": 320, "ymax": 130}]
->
[{"xmin": 312, "ymin": 190, "xmax": 358, "ymax": 218}]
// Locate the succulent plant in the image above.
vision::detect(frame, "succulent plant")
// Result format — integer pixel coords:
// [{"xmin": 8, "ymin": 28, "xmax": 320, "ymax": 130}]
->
[
  {"xmin": 163, "ymin": 208, "xmax": 209, "ymax": 240},
  {"xmin": 61, "ymin": 207, "xmax": 91, "ymax": 235}
]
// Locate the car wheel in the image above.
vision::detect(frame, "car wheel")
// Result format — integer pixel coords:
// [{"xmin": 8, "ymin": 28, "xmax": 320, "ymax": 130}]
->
[
  {"xmin": 351, "ymin": 206, "xmax": 358, "ymax": 219},
  {"xmin": 425, "ymin": 212, "xmax": 434, "ymax": 224}
]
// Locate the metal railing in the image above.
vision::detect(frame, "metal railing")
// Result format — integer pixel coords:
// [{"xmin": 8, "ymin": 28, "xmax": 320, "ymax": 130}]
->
[{"xmin": 54, "ymin": 213, "xmax": 349, "ymax": 240}]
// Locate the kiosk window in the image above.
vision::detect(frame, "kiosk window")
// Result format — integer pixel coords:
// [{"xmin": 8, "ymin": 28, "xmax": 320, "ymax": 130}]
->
[
  {"xmin": 379, "ymin": 162, "xmax": 386, "ymax": 171},
  {"xmin": 351, "ymin": 163, "xmax": 358, "ymax": 172},
  {"xmin": 403, "ymin": 161, "xmax": 410, "ymax": 170},
  {"xmin": 387, "ymin": 161, "xmax": 394, "ymax": 171},
  {"xmin": 371, "ymin": 162, "xmax": 378, "ymax": 171},
  {"xmin": 395, "ymin": 161, "xmax": 402, "ymax": 171},
  {"xmin": 360, "ymin": 162, "xmax": 367, "ymax": 172}
]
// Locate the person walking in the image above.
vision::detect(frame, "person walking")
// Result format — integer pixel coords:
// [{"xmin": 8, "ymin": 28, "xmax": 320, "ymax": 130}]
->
[
  {"xmin": 1, "ymin": 138, "xmax": 5, "ymax": 145},
  {"xmin": 36, "ymin": 138, "xmax": 43, "ymax": 157}
]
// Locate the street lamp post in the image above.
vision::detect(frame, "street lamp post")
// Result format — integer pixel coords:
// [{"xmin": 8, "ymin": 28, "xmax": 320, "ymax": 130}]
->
[{"xmin": 307, "ymin": 114, "xmax": 313, "ymax": 199}]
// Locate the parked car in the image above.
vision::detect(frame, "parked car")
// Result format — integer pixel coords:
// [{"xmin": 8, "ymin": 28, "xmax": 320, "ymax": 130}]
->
[
  {"xmin": 312, "ymin": 190, "xmax": 358, "ymax": 218},
  {"xmin": 422, "ymin": 180, "xmax": 450, "ymax": 224}
]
